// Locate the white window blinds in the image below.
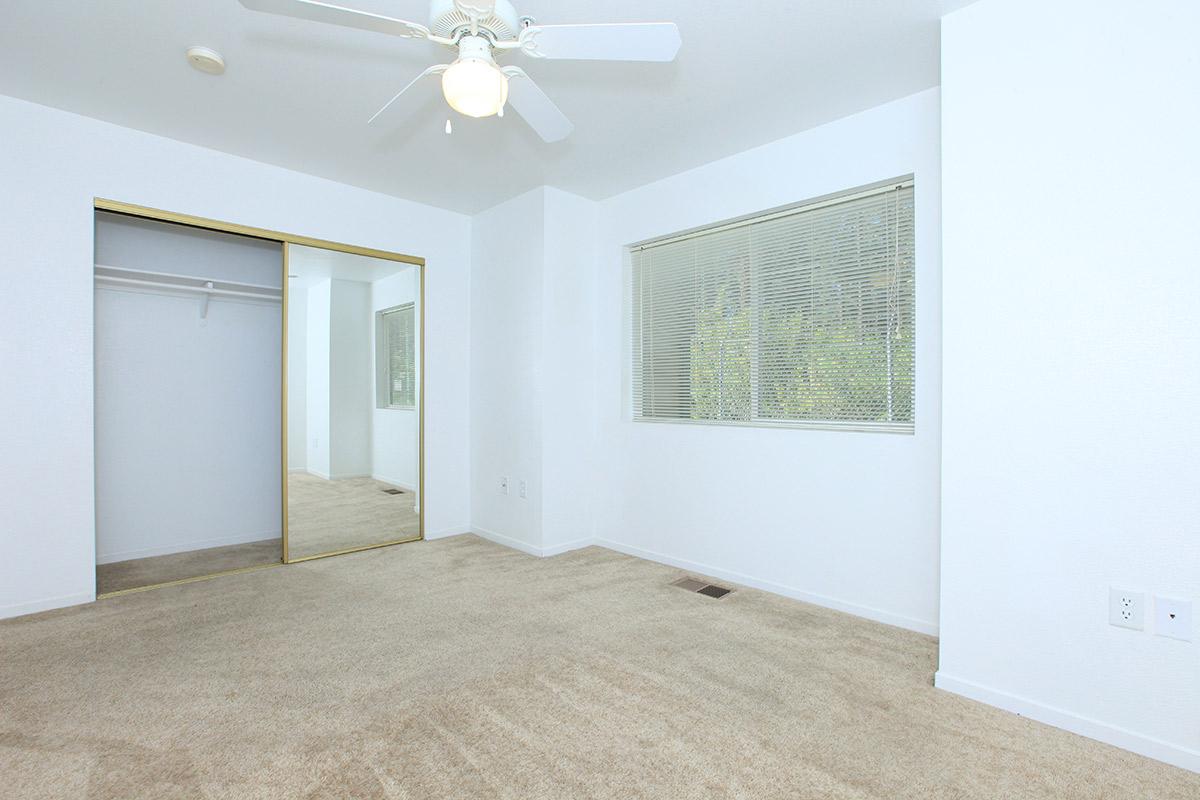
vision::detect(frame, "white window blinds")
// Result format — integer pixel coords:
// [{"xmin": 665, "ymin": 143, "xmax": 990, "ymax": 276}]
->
[
  {"xmin": 631, "ymin": 181, "xmax": 915, "ymax": 433},
  {"xmin": 381, "ymin": 303, "xmax": 415, "ymax": 408}
]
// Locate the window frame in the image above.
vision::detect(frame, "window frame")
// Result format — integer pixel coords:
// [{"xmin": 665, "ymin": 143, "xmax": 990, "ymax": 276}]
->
[{"xmin": 627, "ymin": 177, "xmax": 916, "ymax": 435}]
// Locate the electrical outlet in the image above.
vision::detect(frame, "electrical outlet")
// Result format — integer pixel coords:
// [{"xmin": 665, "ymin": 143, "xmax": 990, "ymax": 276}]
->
[
  {"xmin": 499, "ymin": 476, "xmax": 509, "ymax": 495},
  {"xmin": 519, "ymin": 480, "xmax": 527, "ymax": 499},
  {"xmin": 1154, "ymin": 596, "xmax": 1193, "ymax": 641},
  {"xmin": 1109, "ymin": 588, "xmax": 1145, "ymax": 631}
]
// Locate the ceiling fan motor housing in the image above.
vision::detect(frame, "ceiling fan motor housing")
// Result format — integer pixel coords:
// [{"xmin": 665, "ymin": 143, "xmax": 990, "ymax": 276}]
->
[{"xmin": 429, "ymin": 0, "xmax": 520, "ymax": 42}]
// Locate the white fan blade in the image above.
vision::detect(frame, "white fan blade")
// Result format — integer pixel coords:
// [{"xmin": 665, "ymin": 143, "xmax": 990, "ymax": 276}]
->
[
  {"xmin": 518, "ymin": 23, "xmax": 681, "ymax": 62},
  {"xmin": 239, "ymin": 0, "xmax": 430, "ymax": 40},
  {"xmin": 502, "ymin": 67, "xmax": 573, "ymax": 143},
  {"xmin": 368, "ymin": 65, "xmax": 449, "ymax": 125}
]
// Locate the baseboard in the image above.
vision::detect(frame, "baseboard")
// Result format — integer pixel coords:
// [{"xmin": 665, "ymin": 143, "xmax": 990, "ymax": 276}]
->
[
  {"xmin": 594, "ymin": 538, "xmax": 939, "ymax": 636},
  {"xmin": 463, "ymin": 527, "xmax": 594, "ymax": 558},
  {"xmin": 460, "ymin": 529, "xmax": 936, "ymax": 635},
  {"xmin": 298, "ymin": 469, "xmax": 375, "ymax": 481},
  {"xmin": 934, "ymin": 672, "xmax": 1200, "ymax": 774},
  {"xmin": 542, "ymin": 537, "xmax": 596, "ymax": 557},
  {"xmin": 469, "ymin": 526, "xmax": 545, "ymax": 557},
  {"xmin": 97, "ymin": 530, "xmax": 279, "ymax": 565},
  {"xmin": 371, "ymin": 474, "xmax": 416, "ymax": 493},
  {"xmin": 423, "ymin": 527, "xmax": 470, "ymax": 541},
  {"xmin": 0, "ymin": 591, "xmax": 94, "ymax": 621}
]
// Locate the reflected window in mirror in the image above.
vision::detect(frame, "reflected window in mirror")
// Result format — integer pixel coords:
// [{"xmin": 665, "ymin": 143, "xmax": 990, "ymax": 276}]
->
[{"xmin": 377, "ymin": 303, "xmax": 415, "ymax": 409}]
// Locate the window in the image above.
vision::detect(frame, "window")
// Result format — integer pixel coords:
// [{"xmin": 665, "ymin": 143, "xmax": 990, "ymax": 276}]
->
[
  {"xmin": 376, "ymin": 303, "xmax": 415, "ymax": 409},
  {"xmin": 630, "ymin": 180, "xmax": 915, "ymax": 433}
]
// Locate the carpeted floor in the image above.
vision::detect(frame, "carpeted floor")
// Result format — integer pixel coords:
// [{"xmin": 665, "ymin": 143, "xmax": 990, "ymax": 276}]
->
[
  {"xmin": 96, "ymin": 539, "xmax": 282, "ymax": 595},
  {"xmin": 3, "ymin": 535, "xmax": 1196, "ymax": 799},
  {"xmin": 95, "ymin": 475, "xmax": 419, "ymax": 593},
  {"xmin": 287, "ymin": 473, "xmax": 420, "ymax": 560}
]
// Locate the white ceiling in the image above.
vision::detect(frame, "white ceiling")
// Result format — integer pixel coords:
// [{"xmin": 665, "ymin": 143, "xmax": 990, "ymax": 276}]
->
[{"xmin": 0, "ymin": 1, "xmax": 974, "ymax": 214}]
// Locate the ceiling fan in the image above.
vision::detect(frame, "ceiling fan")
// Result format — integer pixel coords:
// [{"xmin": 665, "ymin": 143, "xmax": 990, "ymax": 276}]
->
[{"xmin": 239, "ymin": 0, "xmax": 682, "ymax": 142}]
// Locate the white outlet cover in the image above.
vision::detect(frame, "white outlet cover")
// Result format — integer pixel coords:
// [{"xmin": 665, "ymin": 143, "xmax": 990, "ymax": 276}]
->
[
  {"xmin": 1154, "ymin": 596, "xmax": 1193, "ymax": 641},
  {"xmin": 1109, "ymin": 587, "xmax": 1145, "ymax": 631}
]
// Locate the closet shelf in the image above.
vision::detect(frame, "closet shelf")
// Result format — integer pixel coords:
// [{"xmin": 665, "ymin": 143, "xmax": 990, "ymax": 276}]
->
[{"xmin": 94, "ymin": 265, "xmax": 281, "ymax": 319}]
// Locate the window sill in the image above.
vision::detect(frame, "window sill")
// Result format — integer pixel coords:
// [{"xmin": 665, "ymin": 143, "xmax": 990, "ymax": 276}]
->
[{"xmin": 631, "ymin": 416, "xmax": 914, "ymax": 435}]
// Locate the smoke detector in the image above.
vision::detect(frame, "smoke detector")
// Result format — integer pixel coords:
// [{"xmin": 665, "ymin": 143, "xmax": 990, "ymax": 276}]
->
[{"xmin": 186, "ymin": 46, "xmax": 226, "ymax": 75}]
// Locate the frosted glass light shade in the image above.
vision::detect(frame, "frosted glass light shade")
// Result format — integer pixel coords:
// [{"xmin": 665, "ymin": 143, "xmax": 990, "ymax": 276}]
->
[{"xmin": 441, "ymin": 58, "xmax": 509, "ymax": 118}]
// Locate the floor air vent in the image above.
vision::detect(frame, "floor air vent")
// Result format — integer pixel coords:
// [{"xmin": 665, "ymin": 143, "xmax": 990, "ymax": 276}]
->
[
  {"xmin": 671, "ymin": 577, "xmax": 732, "ymax": 598},
  {"xmin": 382, "ymin": 488, "xmax": 405, "ymax": 495}
]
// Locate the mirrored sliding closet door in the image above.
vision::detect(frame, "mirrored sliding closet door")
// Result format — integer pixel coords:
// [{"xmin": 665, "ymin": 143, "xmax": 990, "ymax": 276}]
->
[{"xmin": 284, "ymin": 243, "xmax": 423, "ymax": 561}]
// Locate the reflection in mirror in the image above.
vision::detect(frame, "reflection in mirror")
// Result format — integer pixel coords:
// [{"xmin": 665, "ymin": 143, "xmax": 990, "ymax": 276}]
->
[{"xmin": 285, "ymin": 244, "xmax": 421, "ymax": 560}]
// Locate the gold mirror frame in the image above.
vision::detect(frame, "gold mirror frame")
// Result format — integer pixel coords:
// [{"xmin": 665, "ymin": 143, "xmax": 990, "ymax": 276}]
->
[{"xmin": 93, "ymin": 198, "xmax": 426, "ymax": 592}]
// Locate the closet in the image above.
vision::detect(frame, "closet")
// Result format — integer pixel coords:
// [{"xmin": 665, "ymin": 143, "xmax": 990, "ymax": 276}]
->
[
  {"xmin": 92, "ymin": 203, "xmax": 424, "ymax": 597},
  {"xmin": 94, "ymin": 211, "xmax": 284, "ymax": 594}
]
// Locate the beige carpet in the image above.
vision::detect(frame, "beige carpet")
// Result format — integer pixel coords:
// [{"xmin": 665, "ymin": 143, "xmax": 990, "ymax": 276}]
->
[
  {"xmin": 3, "ymin": 535, "xmax": 1196, "ymax": 799},
  {"xmin": 287, "ymin": 473, "xmax": 420, "ymax": 560},
  {"xmin": 95, "ymin": 475, "xmax": 418, "ymax": 593},
  {"xmin": 96, "ymin": 539, "xmax": 282, "ymax": 595}
]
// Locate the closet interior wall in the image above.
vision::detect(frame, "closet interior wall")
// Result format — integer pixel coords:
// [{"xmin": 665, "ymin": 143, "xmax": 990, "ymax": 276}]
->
[{"xmin": 93, "ymin": 211, "xmax": 283, "ymax": 593}]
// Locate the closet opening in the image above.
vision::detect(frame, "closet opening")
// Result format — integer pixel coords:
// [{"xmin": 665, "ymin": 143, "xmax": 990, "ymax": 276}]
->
[
  {"xmin": 92, "ymin": 201, "xmax": 425, "ymax": 597},
  {"xmin": 94, "ymin": 211, "xmax": 285, "ymax": 595}
]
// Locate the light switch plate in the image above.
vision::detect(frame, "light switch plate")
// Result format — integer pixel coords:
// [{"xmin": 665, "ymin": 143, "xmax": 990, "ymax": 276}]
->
[
  {"xmin": 1109, "ymin": 588, "xmax": 1145, "ymax": 631},
  {"xmin": 1154, "ymin": 596, "xmax": 1192, "ymax": 641}
]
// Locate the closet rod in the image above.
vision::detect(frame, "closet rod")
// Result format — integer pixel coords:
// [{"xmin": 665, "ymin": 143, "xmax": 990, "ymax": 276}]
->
[{"xmin": 94, "ymin": 274, "xmax": 282, "ymax": 302}]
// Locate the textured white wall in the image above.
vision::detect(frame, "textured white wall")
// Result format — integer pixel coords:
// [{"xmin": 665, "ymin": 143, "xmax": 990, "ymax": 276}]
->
[
  {"xmin": 541, "ymin": 188, "xmax": 600, "ymax": 555},
  {"xmin": 94, "ymin": 288, "xmax": 281, "ymax": 562},
  {"xmin": 0, "ymin": 93, "xmax": 472, "ymax": 618},
  {"xmin": 329, "ymin": 279, "xmax": 372, "ymax": 479},
  {"xmin": 469, "ymin": 189, "xmax": 545, "ymax": 553},
  {"xmin": 287, "ymin": 283, "xmax": 308, "ymax": 472},
  {"xmin": 469, "ymin": 187, "xmax": 602, "ymax": 557},
  {"xmin": 305, "ymin": 280, "xmax": 332, "ymax": 479},
  {"xmin": 938, "ymin": 0, "xmax": 1200, "ymax": 771}
]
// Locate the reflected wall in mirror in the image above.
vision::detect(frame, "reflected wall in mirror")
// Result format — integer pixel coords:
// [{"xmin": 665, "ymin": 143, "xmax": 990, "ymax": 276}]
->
[{"xmin": 285, "ymin": 244, "xmax": 421, "ymax": 561}]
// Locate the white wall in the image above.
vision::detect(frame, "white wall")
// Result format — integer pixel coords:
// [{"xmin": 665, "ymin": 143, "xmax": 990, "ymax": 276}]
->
[
  {"xmin": 287, "ymin": 283, "xmax": 308, "ymax": 472},
  {"xmin": 469, "ymin": 186, "xmax": 603, "ymax": 557},
  {"xmin": 329, "ymin": 279, "xmax": 372, "ymax": 478},
  {"xmin": 94, "ymin": 211, "xmax": 283, "ymax": 287},
  {"xmin": 591, "ymin": 89, "xmax": 943, "ymax": 634},
  {"xmin": 305, "ymin": 280, "xmax": 333, "ymax": 479},
  {"xmin": 469, "ymin": 189, "xmax": 545, "ymax": 552},
  {"xmin": 937, "ymin": 0, "xmax": 1200, "ymax": 771},
  {"xmin": 0, "ymin": 93, "xmax": 472, "ymax": 619},
  {"xmin": 94, "ymin": 288, "xmax": 281, "ymax": 562},
  {"xmin": 371, "ymin": 269, "xmax": 420, "ymax": 492},
  {"xmin": 541, "ymin": 188, "xmax": 600, "ymax": 555}
]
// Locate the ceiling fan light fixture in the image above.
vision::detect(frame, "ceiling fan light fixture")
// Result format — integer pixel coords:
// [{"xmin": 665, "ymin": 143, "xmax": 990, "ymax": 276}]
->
[{"xmin": 441, "ymin": 57, "xmax": 509, "ymax": 118}]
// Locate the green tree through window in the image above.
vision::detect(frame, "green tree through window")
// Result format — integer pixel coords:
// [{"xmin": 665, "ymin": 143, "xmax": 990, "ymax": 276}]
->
[{"xmin": 631, "ymin": 182, "xmax": 915, "ymax": 432}]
